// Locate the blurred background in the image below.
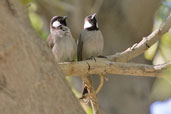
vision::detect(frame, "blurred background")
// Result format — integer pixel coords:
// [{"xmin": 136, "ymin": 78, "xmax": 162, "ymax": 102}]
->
[{"xmin": 20, "ymin": 0, "xmax": 171, "ymax": 113}]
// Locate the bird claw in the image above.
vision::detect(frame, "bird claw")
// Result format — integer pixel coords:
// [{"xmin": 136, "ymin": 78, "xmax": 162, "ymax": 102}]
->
[
  {"xmin": 87, "ymin": 56, "xmax": 96, "ymax": 62},
  {"xmin": 98, "ymin": 55, "xmax": 107, "ymax": 58},
  {"xmin": 86, "ymin": 61, "xmax": 91, "ymax": 71}
]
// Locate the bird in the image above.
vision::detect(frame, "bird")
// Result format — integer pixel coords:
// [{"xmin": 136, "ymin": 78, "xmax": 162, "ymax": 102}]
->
[
  {"xmin": 47, "ymin": 16, "xmax": 77, "ymax": 62},
  {"xmin": 77, "ymin": 13, "xmax": 104, "ymax": 61},
  {"xmin": 77, "ymin": 13, "xmax": 104, "ymax": 102}
]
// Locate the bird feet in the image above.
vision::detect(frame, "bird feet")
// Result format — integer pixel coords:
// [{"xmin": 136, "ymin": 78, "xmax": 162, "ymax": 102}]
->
[
  {"xmin": 87, "ymin": 56, "xmax": 96, "ymax": 62},
  {"xmin": 98, "ymin": 55, "xmax": 107, "ymax": 58}
]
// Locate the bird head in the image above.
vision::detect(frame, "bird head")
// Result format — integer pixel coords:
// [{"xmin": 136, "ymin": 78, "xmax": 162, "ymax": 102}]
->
[
  {"xmin": 50, "ymin": 16, "xmax": 68, "ymax": 29},
  {"xmin": 84, "ymin": 13, "xmax": 99, "ymax": 30}
]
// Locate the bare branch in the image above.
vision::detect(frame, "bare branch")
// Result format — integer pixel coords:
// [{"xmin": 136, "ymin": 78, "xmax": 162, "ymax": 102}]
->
[
  {"xmin": 108, "ymin": 13, "xmax": 171, "ymax": 62},
  {"xmin": 95, "ymin": 75, "xmax": 104, "ymax": 95},
  {"xmin": 59, "ymin": 59, "xmax": 171, "ymax": 77},
  {"xmin": 81, "ymin": 75, "xmax": 99, "ymax": 114}
]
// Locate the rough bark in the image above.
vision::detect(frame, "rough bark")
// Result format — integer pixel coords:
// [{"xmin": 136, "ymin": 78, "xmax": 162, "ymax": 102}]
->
[
  {"xmin": 0, "ymin": 0, "xmax": 85, "ymax": 114},
  {"xmin": 60, "ymin": 60, "xmax": 171, "ymax": 77}
]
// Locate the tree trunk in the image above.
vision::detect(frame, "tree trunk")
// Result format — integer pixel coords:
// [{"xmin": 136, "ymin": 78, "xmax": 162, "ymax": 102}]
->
[{"xmin": 0, "ymin": 0, "xmax": 85, "ymax": 114}]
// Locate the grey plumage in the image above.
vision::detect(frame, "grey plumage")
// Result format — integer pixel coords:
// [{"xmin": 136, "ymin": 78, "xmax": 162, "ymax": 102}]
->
[
  {"xmin": 47, "ymin": 16, "xmax": 76, "ymax": 62},
  {"xmin": 77, "ymin": 13, "xmax": 104, "ymax": 61},
  {"xmin": 78, "ymin": 14, "xmax": 104, "ymax": 102}
]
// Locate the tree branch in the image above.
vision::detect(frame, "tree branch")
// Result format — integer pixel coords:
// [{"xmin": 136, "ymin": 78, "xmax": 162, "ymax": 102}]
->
[
  {"xmin": 81, "ymin": 75, "xmax": 99, "ymax": 114},
  {"xmin": 59, "ymin": 59, "xmax": 171, "ymax": 77},
  {"xmin": 108, "ymin": 13, "xmax": 171, "ymax": 62}
]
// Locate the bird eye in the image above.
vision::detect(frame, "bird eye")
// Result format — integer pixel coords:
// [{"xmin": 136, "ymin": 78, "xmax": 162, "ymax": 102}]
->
[{"xmin": 58, "ymin": 25, "xmax": 62, "ymax": 29}]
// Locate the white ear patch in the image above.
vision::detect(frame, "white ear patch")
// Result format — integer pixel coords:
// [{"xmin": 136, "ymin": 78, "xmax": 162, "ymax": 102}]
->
[
  {"xmin": 84, "ymin": 20, "xmax": 92, "ymax": 29},
  {"xmin": 52, "ymin": 21, "xmax": 61, "ymax": 28}
]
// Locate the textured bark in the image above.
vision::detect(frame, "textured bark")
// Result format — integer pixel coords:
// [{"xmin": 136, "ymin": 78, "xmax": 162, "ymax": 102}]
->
[
  {"xmin": 60, "ymin": 60, "xmax": 171, "ymax": 77},
  {"xmin": 0, "ymin": 0, "xmax": 85, "ymax": 114}
]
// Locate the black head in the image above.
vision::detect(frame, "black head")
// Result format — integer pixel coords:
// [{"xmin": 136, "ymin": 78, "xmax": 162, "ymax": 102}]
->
[
  {"xmin": 50, "ymin": 16, "xmax": 67, "ymax": 29},
  {"xmin": 84, "ymin": 13, "xmax": 99, "ymax": 31}
]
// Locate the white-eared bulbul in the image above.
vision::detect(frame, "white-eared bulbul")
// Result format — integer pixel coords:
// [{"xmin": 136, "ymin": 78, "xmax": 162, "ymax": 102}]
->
[{"xmin": 47, "ymin": 16, "xmax": 77, "ymax": 62}]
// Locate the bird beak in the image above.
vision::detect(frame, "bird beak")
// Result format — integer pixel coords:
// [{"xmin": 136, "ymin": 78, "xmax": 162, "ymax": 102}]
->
[
  {"xmin": 91, "ymin": 13, "xmax": 96, "ymax": 19},
  {"xmin": 63, "ymin": 16, "xmax": 68, "ymax": 20}
]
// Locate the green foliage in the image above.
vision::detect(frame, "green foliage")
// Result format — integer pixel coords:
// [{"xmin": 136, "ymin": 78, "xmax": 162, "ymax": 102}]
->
[
  {"xmin": 29, "ymin": 12, "xmax": 42, "ymax": 33},
  {"xmin": 145, "ymin": 0, "xmax": 171, "ymax": 64},
  {"xmin": 19, "ymin": 0, "xmax": 31, "ymax": 5},
  {"xmin": 28, "ymin": 2, "xmax": 48, "ymax": 40},
  {"xmin": 151, "ymin": 67, "xmax": 171, "ymax": 100},
  {"xmin": 145, "ymin": 42, "xmax": 158, "ymax": 60},
  {"xmin": 146, "ymin": 0, "xmax": 171, "ymax": 101}
]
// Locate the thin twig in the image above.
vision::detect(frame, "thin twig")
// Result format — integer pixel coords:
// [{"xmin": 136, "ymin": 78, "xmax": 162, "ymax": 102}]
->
[
  {"xmin": 81, "ymin": 75, "xmax": 99, "ymax": 114},
  {"xmin": 95, "ymin": 75, "xmax": 104, "ymax": 95},
  {"xmin": 108, "ymin": 13, "xmax": 171, "ymax": 62}
]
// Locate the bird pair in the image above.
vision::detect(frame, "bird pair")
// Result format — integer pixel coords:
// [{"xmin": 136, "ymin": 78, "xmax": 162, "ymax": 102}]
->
[{"xmin": 47, "ymin": 13, "xmax": 104, "ymax": 62}]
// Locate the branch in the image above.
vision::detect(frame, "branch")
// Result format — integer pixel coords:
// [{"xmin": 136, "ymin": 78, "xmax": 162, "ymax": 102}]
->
[
  {"xmin": 81, "ymin": 75, "xmax": 99, "ymax": 114},
  {"xmin": 59, "ymin": 59, "xmax": 171, "ymax": 77},
  {"xmin": 108, "ymin": 13, "xmax": 171, "ymax": 62}
]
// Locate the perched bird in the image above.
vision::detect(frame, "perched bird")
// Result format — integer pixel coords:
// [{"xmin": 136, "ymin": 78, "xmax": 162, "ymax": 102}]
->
[
  {"xmin": 47, "ymin": 16, "xmax": 77, "ymax": 62},
  {"xmin": 77, "ymin": 13, "xmax": 104, "ymax": 61},
  {"xmin": 77, "ymin": 13, "xmax": 104, "ymax": 102}
]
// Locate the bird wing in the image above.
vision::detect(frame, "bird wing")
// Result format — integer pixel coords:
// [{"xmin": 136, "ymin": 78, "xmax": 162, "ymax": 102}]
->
[
  {"xmin": 77, "ymin": 34, "xmax": 83, "ymax": 61},
  {"xmin": 47, "ymin": 34, "xmax": 54, "ymax": 49}
]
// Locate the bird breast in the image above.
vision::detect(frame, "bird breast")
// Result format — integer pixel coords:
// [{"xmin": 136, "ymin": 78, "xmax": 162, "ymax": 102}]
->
[
  {"xmin": 81, "ymin": 30, "xmax": 104, "ymax": 59},
  {"xmin": 52, "ymin": 31, "xmax": 76, "ymax": 62}
]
